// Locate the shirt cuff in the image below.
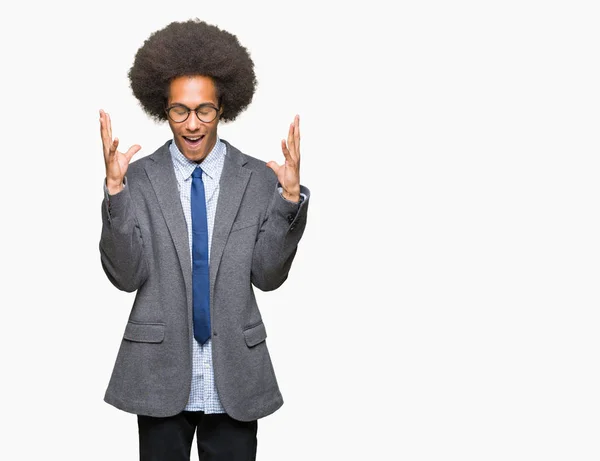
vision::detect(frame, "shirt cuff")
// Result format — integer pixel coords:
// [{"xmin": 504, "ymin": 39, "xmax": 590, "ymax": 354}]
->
[{"xmin": 277, "ymin": 186, "xmax": 305, "ymax": 205}]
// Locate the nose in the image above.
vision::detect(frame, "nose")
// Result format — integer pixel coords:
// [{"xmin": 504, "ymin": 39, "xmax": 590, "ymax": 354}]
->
[{"xmin": 185, "ymin": 112, "xmax": 202, "ymax": 131}]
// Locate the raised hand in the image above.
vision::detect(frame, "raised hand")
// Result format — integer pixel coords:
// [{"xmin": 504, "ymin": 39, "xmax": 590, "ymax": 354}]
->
[
  {"xmin": 267, "ymin": 114, "xmax": 301, "ymax": 203},
  {"xmin": 99, "ymin": 109, "xmax": 141, "ymax": 195}
]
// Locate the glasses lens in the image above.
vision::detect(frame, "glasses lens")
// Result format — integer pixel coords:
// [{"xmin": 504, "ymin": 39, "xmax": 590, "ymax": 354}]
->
[
  {"xmin": 168, "ymin": 106, "xmax": 189, "ymax": 122},
  {"xmin": 196, "ymin": 106, "xmax": 218, "ymax": 123}
]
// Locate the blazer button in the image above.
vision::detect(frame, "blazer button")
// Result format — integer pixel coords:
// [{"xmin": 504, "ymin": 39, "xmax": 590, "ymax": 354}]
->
[
  {"xmin": 213, "ymin": 331, "xmax": 218, "ymax": 336},
  {"xmin": 287, "ymin": 214, "xmax": 295, "ymax": 224}
]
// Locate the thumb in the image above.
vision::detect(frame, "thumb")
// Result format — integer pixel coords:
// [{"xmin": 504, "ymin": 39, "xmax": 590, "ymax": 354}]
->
[
  {"xmin": 125, "ymin": 144, "xmax": 142, "ymax": 162},
  {"xmin": 266, "ymin": 161, "xmax": 280, "ymax": 175}
]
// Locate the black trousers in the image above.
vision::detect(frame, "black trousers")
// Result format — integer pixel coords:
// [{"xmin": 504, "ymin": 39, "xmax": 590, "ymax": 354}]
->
[{"xmin": 137, "ymin": 411, "xmax": 258, "ymax": 461}]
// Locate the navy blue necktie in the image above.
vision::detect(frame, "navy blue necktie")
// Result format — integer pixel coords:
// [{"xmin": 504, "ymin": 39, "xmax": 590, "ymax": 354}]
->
[{"xmin": 191, "ymin": 167, "xmax": 211, "ymax": 344}]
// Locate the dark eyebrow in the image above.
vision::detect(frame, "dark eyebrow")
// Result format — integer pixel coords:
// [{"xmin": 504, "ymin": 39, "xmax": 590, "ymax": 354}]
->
[{"xmin": 167, "ymin": 102, "xmax": 219, "ymax": 109}]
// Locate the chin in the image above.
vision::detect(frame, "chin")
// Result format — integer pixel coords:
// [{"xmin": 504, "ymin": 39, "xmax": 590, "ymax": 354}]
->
[{"xmin": 185, "ymin": 151, "xmax": 207, "ymax": 163}]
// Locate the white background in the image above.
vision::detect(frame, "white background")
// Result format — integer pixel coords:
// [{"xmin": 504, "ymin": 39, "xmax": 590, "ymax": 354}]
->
[{"xmin": 0, "ymin": 0, "xmax": 599, "ymax": 459}]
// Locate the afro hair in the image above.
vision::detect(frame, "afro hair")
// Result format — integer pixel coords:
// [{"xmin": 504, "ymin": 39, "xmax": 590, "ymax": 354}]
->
[{"xmin": 128, "ymin": 18, "xmax": 257, "ymax": 123}]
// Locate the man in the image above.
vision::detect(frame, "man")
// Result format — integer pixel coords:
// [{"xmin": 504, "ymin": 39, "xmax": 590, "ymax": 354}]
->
[{"xmin": 98, "ymin": 19, "xmax": 309, "ymax": 461}]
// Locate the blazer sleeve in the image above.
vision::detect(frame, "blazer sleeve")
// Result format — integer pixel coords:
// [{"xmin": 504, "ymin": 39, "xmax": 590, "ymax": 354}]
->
[
  {"xmin": 251, "ymin": 184, "xmax": 310, "ymax": 291},
  {"xmin": 99, "ymin": 179, "xmax": 149, "ymax": 293}
]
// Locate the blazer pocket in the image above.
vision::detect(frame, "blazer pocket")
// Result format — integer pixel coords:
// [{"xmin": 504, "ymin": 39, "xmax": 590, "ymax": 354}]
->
[
  {"xmin": 230, "ymin": 219, "xmax": 257, "ymax": 233},
  {"xmin": 123, "ymin": 321, "xmax": 165, "ymax": 343},
  {"xmin": 243, "ymin": 321, "xmax": 267, "ymax": 347}
]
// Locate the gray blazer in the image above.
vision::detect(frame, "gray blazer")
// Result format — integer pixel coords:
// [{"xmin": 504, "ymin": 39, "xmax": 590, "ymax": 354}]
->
[{"xmin": 99, "ymin": 139, "xmax": 309, "ymax": 421}]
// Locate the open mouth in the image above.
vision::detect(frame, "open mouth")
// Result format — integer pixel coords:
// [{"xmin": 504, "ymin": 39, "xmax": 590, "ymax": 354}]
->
[{"xmin": 183, "ymin": 135, "xmax": 205, "ymax": 147}]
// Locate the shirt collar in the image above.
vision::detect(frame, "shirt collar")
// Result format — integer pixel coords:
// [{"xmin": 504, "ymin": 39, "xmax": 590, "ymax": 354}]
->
[{"xmin": 169, "ymin": 137, "xmax": 225, "ymax": 180}]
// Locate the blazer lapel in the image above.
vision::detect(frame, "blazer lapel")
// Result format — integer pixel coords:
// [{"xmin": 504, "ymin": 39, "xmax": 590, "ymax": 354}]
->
[
  {"xmin": 210, "ymin": 142, "xmax": 251, "ymax": 292},
  {"xmin": 145, "ymin": 143, "xmax": 192, "ymax": 301}
]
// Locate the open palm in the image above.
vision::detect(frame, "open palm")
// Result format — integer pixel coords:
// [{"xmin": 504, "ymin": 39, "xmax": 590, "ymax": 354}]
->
[
  {"xmin": 99, "ymin": 109, "xmax": 141, "ymax": 194},
  {"xmin": 267, "ymin": 115, "xmax": 301, "ymax": 202}
]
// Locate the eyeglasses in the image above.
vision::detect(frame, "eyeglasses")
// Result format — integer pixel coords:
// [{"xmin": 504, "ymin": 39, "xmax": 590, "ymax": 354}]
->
[{"xmin": 165, "ymin": 103, "xmax": 220, "ymax": 123}]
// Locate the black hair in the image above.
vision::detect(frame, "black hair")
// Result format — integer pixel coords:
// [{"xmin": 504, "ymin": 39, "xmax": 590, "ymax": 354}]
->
[{"xmin": 128, "ymin": 18, "xmax": 257, "ymax": 122}]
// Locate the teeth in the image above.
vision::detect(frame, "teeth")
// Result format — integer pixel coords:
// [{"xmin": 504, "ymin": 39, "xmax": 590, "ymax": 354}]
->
[{"xmin": 186, "ymin": 136, "xmax": 202, "ymax": 141}]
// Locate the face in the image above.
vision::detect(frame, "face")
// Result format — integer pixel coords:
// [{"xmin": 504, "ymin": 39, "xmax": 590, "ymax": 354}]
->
[{"xmin": 166, "ymin": 75, "xmax": 222, "ymax": 163}]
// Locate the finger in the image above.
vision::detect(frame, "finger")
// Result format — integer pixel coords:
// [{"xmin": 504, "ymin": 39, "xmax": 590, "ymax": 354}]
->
[
  {"xmin": 281, "ymin": 139, "xmax": 293, "ymax": 164},
  {"xmin": 266, "ymin": 160, "xmax": 281, "ymax": 176},
  {"xmin": 287, "ymin": 122, "xmax": 295, "ymax": 156},
  {"xmin": 294, "ymin": 114, "xmax": 300, "ymax": 157},
  {"xmin": 100, "ymin": 110, "xmax": 111, "ymax": 156},
  {"xmin": 125, "ymin": 144, "xmax": 142, "ymax": 162},
  {"xmin": 107, "ymin": 112, "xmax": 113, "ymax": 141},
  {"xmin": 109, "ymin": 137, "xmax": 119, "ymax": 157}
]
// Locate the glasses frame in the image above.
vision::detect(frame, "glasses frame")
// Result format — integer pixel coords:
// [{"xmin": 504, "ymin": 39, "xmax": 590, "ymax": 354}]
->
[{"xmin": 165, "ymin": 103, "xmax": 221, "ymax": 124}]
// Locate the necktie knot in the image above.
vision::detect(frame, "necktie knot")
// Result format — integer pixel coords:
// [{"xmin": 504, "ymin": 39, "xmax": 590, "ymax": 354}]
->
[{"xmin": 192, "ymin": 167, "xmax": 203, "ymax": 179}]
